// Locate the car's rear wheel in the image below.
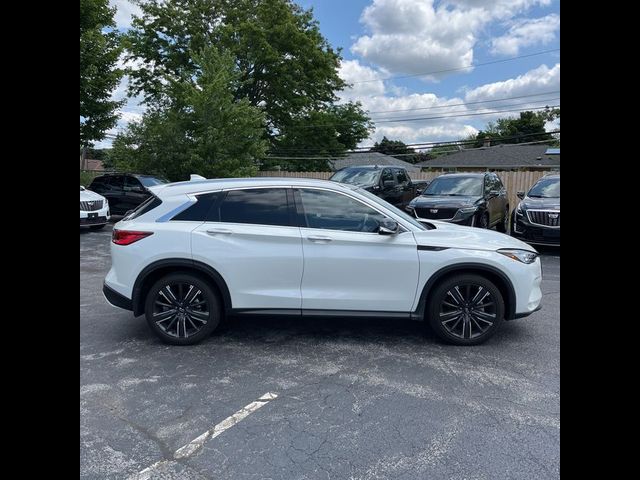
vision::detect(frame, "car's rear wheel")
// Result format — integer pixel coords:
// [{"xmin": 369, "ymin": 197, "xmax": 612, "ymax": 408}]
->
[
  {"xmin": 427, "ymin": 274, "xmax": 504, "ymax": 346},
  {"xmin": 496, "ymin": 207, "xmax": 509, "ymax": 233},
  {"xmin": 144, "ymin": 273, "xmax": 221, "ymax": 345}
]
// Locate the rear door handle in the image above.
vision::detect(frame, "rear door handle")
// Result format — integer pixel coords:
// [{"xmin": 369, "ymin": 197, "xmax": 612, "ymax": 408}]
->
[
  {"xmin": 307, "ymin": 235, "xmax": 333, "ymax": 243},
  {"xmin": 206, "ymin": 228, "xmax": 233, "ymax": 235}
]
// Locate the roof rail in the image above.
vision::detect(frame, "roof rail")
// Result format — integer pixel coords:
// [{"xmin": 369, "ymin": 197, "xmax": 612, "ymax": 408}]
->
[{"xmin": 190, "ymin": 174, "xmax": 206, "ymax": 181}]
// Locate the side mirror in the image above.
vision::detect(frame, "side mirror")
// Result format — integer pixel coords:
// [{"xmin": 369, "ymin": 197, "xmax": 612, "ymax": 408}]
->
[
  {"xmin": 516, "ymin": 191, "xmax": 525, "ymax": 200},
  {"xmin": 378, "ymin": 218, "xmax": 399, "ymax": 235},
  {"xmin": 383, "ymin": 180, "xmax": 396, "ymax": 188}
]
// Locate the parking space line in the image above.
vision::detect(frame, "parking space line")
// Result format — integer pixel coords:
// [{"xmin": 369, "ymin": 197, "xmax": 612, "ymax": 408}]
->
[{"xmin": 129, "ymin": 392, "xmax": 278, "ymax": 479}]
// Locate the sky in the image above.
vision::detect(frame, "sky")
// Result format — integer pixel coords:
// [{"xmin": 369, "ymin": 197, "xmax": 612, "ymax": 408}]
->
[{"xmin": 97, "ymin": 0, "xmax": 560, "ymax": 149}]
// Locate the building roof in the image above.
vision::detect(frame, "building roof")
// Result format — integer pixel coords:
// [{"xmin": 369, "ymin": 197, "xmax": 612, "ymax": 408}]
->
[
  {"xmin": 414, "ymin": 144, "xmax": 560, "ymax": 169},
  {"xmin": 331, "ymin": 152, "xmax": 420, "ymax": 172}
]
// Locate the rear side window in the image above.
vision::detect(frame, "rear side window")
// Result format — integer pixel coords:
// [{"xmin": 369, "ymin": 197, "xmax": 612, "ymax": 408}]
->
[
  {"xmin": 122, "ymin": 195, "xmax": 163, "ymax": 221},
  {"xmin": 395, "ymin": 169, "xmax": 408, "ymax": 185},
  {"xmin": 172, "ymin": 192, "xmax": 221, "ymax": 221},
  {"xmin": 218, "ymin": 188, "xmax": 291, "ymax": 226}
]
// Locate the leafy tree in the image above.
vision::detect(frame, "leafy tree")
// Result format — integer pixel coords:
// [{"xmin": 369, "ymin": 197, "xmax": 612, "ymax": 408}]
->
[
  {"xmin": 110, "ymin": 48, "xmax": 268, "ymax": 181},
  {"xmin": 80, "ymin": 0, "xmax": 124, "ymax": 146},
  {"xmin": 471, "ymin": 109, "xmax": 560, "ymax": 147},
  {"xmin": 371, "ymin": 136, "xmax": 415, "ymax": 156},
  {"xmin": 124, "ymin": 0, "xmax": 371, "ymax": 159}
]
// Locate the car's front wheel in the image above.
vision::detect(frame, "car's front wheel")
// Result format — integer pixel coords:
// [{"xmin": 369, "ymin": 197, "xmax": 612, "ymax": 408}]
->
[
  {"xmin": 144, "ymin": 273, "xmax": 221, "ymax": 345},
  {"xmin": 427, "ymin": 274, "xmax": 504, "ymax": 345}
]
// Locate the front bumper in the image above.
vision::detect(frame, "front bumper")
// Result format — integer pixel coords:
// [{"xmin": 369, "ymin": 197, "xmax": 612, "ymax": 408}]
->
[
  {"xmin": 80, "ymin": 206, "xmax": 111, "ymax": 226},
  {"xmin": 511, "ymin": 211, "xmax": 560, "ymax": 246}
]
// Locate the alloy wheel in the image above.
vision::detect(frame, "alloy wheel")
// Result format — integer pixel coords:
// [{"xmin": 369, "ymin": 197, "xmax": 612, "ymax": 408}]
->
[
  {"xmin": 152, "ymin": 283, "xmax": 210, "ymax": 338},
  {"xmin": 439, "ymin": 283, "xmax": 497, "ymax": 340}
]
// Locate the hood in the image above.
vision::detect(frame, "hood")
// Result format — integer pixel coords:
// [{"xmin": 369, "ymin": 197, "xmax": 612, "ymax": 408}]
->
[
  {"xmin": 80, "ymin": 189, "xmax": 106, "ymax": 202},
  {"xmin": 411, "ymin": 195, "xmax": 480, "ymax": 209},
  {"xmin": 520, "ymin": 196, "xmax": 560, "ymax": 210},
  {"xmin": 413, "ymin": 220, "xmax": 536, "ymax": 252}
]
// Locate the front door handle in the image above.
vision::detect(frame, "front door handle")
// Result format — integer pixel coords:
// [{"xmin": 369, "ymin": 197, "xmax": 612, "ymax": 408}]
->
[
  {"xmin": 206, "ymin": 228, "xmax": 233, "ymax": 235},
  {"xmin": 307, "ymin": 235, "xmax": 333, "ymax": 243}
]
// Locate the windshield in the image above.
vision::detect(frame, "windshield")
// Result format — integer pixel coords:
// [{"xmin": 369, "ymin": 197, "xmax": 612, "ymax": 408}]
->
[
  {"xmin": 331, "ymin": 169, "xmax": 380, "ymax": 186},
  {"xmin": 423, "ymin": 176, "xmax": 483, "ymax": 196},
  {"xmin": 138, "ymin": 176, "xmax": 169, "ymax": 187},
  {"xmin": 528, "ymin": 177, "xmax": 560, "ymax": 198},
  {"xmin": 355, "ymin": 187, "xmax": 427, "ymax": 231}
]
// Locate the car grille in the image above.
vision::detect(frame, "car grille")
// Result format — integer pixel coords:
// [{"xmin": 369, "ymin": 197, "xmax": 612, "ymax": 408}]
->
[
  {"xmin": 80, "ymin": 200, "xmax": 103, "ymax": 211},
  {"xmin": 415, "ymin": 207, "xmax": 458, "ymax": 220},
  {"xmin": 527, "ymin": 210, "xmax": 560, "ymax": 227}
]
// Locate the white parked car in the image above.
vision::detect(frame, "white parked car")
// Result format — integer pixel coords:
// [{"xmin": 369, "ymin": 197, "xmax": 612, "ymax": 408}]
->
[
  {"xmin": 80, "ymin": 185, "xmax": 110, "ymax": 230},
  {"xmin": 103, "ymin": 178, "xmax": 542, "ymax": 346}
]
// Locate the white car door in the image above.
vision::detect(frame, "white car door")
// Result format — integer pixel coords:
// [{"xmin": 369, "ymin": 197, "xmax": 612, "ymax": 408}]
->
[
  {"xmin": 191, "ymin": 187, "xmax": 304, "ymax": 310},
  {"xmin": 295, "ymin": 187, "xmax": 420, "ymax": 313}
]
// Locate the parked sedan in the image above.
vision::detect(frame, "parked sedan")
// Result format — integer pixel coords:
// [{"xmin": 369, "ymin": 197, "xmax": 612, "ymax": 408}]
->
[
  {"xmin": 405, "ymin": 172, "xmax": 509, "ymax": 231},
  {"xmin": 88, "ymin": 173, "xmax": 168, "ymax": 215},
  {"xmin": 80, "ymin": 186, "xmax": 110, "ymax": 229},
  {"xmin": 511, "ymin": 174, "xmax": 560, "ymax": 246}
]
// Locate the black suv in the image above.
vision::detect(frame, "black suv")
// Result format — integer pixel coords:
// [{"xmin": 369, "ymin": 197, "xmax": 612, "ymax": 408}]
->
[
  {"xmin": 329, "ymin": 165, "xmax": 427, "ymax": 209},
  {"xmin": 88, "ymin": 173, "xmax": 168, "ymax": 215},
  {"xmin": 511, "ymin": 174, "xmax": 560, "ymax": 246},
  {"xmin": 406, "ymin": 172, "xmax": 509, "ymax": 231}
]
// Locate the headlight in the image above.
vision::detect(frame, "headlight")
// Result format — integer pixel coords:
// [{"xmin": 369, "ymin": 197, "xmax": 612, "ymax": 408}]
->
[
  {"xmin": 498, "ymin": 249, "xmax": 538, "ymax": 264},
  {"xmin": 457, "ymin": 206, "xmax": 478, "ymax": 214},
  {"xmin": 515, "ymin": 203, "xmax": 523, "ymax": 215}
]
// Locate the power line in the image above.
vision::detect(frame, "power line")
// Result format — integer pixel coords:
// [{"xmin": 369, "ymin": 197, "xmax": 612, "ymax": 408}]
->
[
  {"xmin": 350, "ymin": 48, "xmax": 560, "ymax": 84},
  {"xmin": 365, "ymin": 91, "xmax": 559, "ymax": 115}
]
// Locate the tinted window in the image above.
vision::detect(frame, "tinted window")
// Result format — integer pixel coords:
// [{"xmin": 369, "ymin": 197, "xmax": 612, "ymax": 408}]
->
[
  {"xmin": 297, "ymin": 188, "xmax": 387, "ymax": 233},
  {"xmin": 124, "ymin": 176, "xmax": 143, "ymax": 189},
  {"xmin": 172, "ymin": 192, "xmax": 221, "ymax": 221},
  {"xmin": 219, "ymin": 188, "xmax": 290, "ymax": 226},
  {"xmin": 395, "ymin": 169, "xmax": 408, "ymax": 184},
  {"xmin": 121, "ymin": 195, "xmax": 163, "ymax": 221},
  {"xmin": 381, "ymin": 169, "xmax": 394, "ymax": 183},
  {"xmin": 88, "ymin": 176, "xmax": 109, "ymax": 190},
  {"xmin": 108, "ymin": 176, "xmax": 125, "ymax": 190},
  {"xmin": 493, "ymin": 174, "xmax": 504, "ymax": 190}
]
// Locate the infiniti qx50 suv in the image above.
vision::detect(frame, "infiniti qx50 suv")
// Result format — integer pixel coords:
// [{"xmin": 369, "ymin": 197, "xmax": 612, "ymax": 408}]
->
[{"xmin": 104, "ymin": 178, "xmax": 542, "ymax": 346}]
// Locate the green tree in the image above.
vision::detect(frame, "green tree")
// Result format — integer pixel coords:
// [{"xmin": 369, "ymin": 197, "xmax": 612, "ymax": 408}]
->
[
  {"xmin": 471, "ymin": 109, "xmax": 560, "ymax": 147},
  {"xmin": 80, "ymin": 0, "xmax": 124, "ymax": 146},
  {"xmin": 110, "ymin": 48, "xmax": 268, "ymax": 181},
  {"xmin": 371, "ymin": 136, "xmax": 415, "ymax": 156},
  {"xmin": 124, "ymin": 0, "xmax": 371, "ymax": 157}
]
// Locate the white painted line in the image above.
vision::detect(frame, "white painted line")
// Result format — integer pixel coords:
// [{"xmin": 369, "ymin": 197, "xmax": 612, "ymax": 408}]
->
[
  {"xmin": 174, "ymin": 391, "xmax": 278, "ymax": 458},
  {"xmin": 128, "ymin": 392, "xmax": 278, "ymax": 479}
]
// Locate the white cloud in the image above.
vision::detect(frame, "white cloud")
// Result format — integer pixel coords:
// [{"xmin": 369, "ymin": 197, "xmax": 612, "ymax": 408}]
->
[
  {"xmin": 350, "ymin": 0, "xmax": 554, "ymax": 78},
  {"xmin": 463, "ymin": 63, "xmax": 560, "ymax": 103},
  {"xmin": 338, "ymin": 60, "xmax": 386, "ymax": 101},
  {"xmin": 491, "ymin": 14, "xmax": 560, "ymax": 56},
  {"xmin": 109, "ymin": 0, "xmax": 142, "ymax": 30}
]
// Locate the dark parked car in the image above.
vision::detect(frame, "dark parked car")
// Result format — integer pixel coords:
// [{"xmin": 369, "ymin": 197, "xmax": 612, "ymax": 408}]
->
[
  {"xmin": 329, "ymin": 165, "xmax": 425, "ymax": 209},
  {"xmin": 87, "ymin": 173, "xmax": 168, "ymax": 215},
  {"xmin": 405, "ymin": 172, "xmax": 509, "ymax": 231},
  {"xmin": 511, "ymin": 173, "xmax": 559, "ymax": 246}
]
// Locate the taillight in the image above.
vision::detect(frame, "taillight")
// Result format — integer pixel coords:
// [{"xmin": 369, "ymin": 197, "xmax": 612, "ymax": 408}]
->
[{"xmin": 112, "ymin": 229, "xmax": 153, "ymax": 245}]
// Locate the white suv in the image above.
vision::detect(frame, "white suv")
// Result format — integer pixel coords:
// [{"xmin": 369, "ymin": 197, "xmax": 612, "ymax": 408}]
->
[
  {"xmin": 80, "ymin": 186, "xmax": 110, "ymax": 229},
  {"xmin": 104, "ymin": 178, "xmax": 542, "ymax": 346}
]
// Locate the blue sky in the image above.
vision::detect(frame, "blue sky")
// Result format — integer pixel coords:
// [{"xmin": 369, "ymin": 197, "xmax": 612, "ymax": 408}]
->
[{"xmin": 101, "ymin": 0, "xmax": 560, "ymax": 149}]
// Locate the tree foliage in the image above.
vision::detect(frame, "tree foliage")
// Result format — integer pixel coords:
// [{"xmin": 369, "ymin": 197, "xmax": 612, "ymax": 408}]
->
[
  {"xmin": 110, "ymin": 48, "xmax": 268, "ymax": 181},
  {"xmin": 80, "ymin": 0, "xmax": 124, "ymax": 146},
  {"xmin": 123, "ymin": 0, "xmax": 372, "ymax": 168},
  {"xmin": 471, "ymin": 109, "xmax": 560, "ymax": 147}
]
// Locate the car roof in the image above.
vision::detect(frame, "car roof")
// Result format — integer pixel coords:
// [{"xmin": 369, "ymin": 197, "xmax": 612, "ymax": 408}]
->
[{"xmin": 148, "ymin": 177, "xmax": 357, "ymax": 198}]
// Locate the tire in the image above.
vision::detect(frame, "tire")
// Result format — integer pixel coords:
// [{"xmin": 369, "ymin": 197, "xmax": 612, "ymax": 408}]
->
[
  {"xmin": 89, "ymin": 224, "xmax": 106, "ymax": 230},
  {"xmin": 427, "ymin": 274, "xmax": 504, "ymax": 346},
  {"xmin": 144, "ymin": 272, "xmax": 222, "ymax": 345},
  {"xmin": 496, "ymin": 207, "xmax": 509, "ymax": 233},
  {"xmin": 476, "ymin": 212, "xmax": 489, "ymax": 229}
]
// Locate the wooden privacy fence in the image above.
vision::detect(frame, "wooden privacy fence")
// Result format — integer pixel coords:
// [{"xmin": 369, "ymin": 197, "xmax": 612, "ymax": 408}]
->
[{"xmin": 256, "ymin": 170, "xmax": 555, "ymax": 212}]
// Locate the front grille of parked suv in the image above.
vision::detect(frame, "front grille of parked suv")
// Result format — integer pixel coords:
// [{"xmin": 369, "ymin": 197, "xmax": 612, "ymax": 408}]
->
[
  {"xmin": 527, "ymin": 210, "xmax": 560, "ymax": 227},
  {"xmin": 80, "ymin": 200, "xmax": 103, "ymax": 211},
  {"xmin": 415, "ymin": 207, "xmax": 458, "ymax": 220}
]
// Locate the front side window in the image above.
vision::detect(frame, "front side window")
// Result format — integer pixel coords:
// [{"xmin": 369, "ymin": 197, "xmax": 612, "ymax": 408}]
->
[
  {"xmin": 381, "ymin": 169, "xmax": 394, "ymax": 184},
  {"xmin": 297, "ymin": 188, "xmax": 387, "ymax": 233},
  {"xmin": 395, "ymin": 169, "xmax": 408, "ymax": 185},
  {"xmin": 219, "ymin": 188, "xmax": 291, "ymax": 226}
]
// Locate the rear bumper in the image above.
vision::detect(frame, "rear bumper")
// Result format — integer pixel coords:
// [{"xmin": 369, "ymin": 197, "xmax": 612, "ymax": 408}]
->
[
  {"xmin": 103, "ymin": 283, "xmax": 133, "ymax": 311},
  {"xmin": 513, "ymin": 303, "xmax": 542, "ymax": 319}
]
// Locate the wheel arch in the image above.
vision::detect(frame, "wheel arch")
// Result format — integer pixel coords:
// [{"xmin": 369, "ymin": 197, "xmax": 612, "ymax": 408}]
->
[
  {"xmin": 132, "ymin": 259, "xmax": 232, "ymax": 317},
  {"xmin": 413, "ymin": 263, "xmax": 516, "ymax": 321}
]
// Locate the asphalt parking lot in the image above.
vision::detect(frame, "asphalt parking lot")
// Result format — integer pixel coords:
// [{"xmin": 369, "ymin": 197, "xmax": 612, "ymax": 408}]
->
[{"xmin": 81, "ymin": 222, "xmax": 560, "ymax": 480}]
